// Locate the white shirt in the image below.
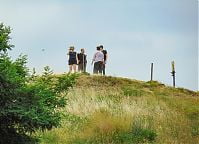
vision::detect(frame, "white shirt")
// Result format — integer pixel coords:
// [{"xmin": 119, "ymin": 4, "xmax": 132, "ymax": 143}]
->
[{"xmin": 93, "ymin": 51, "xmax": 104, "ymax": 62}]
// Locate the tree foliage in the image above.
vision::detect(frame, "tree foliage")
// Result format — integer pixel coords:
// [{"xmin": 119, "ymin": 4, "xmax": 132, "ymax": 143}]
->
[
  {"xmin": 0, "ymin": 23, "xmax": 76, "ymax": 144},
  {"xmin": 0, "ymin": 23, "xmax": 14, "ymax": 52}
]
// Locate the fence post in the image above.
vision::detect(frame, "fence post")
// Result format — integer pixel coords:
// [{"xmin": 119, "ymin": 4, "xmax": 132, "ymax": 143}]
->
[
  {"xmin": 171, "ymin": 61, "xmax": 176, "ymax": 87},
  {"xmin": 150, "ymin": 63, "xmax": 153, "ymax": 81}
]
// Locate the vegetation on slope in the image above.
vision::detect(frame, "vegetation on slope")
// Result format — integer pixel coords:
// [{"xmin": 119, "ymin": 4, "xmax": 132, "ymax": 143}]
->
[
  {"xmin": 0, "ymin": 23, "xmax": 78, "ymax": 144},
  {"xmin": 37, "ymin": 74, "xmax": 199, "ymax": 144}
]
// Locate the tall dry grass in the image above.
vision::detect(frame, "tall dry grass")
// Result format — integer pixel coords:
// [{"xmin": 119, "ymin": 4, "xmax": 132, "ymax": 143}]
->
[{"xmin": 37, "ymin": 75, "xmax": 199, "ymax": 144}]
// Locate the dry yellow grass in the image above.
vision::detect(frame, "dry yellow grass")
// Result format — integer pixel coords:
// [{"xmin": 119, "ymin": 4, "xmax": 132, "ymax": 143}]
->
[{"xmin": 37, "ymin": 74, "xmax": 199, "ymax": 144}]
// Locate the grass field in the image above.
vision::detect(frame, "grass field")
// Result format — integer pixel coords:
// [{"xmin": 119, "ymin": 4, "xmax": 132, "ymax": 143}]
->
[{"xmin": 36, "ymin": 74, "xmax": 199, "ymax": 144}]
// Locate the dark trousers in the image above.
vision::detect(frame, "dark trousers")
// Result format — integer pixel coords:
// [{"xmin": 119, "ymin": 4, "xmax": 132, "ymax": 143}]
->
[
  {"xmin": 102, "ymin": 64, "xmax": 105, "ymax": 75},
  {"xmin": 78, "ymin": 63, "xmax": 87, "ymax": 72},
  {"xmin": 93, "ymin": 61, "xmax": 103, "ymax": 74}
]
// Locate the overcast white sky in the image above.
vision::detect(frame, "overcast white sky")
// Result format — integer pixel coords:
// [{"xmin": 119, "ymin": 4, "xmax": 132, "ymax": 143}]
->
[{"xmin": 0, "ymin": 0, "xmax": 198, "ymax": 91}]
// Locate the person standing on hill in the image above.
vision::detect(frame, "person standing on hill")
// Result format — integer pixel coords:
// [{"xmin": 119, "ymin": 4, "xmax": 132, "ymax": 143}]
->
[
  {"xmin": 99, "ymin": 45, "xmax": 108, "ymax": 75},
  {"xmin": 92, "ymin": 46, "xmax": 104, "ymax": 74},
  {"xmin": 77, "ymin": 48, "xmax": 87, "ymax": 72},
  {"xmin": 67, "ymin": 46, "xmax": 78, "ymax": 73}
]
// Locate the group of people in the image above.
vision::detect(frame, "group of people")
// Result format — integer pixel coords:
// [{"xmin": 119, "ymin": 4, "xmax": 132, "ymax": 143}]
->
[{"xmin": 67, "ymin": 45, "xmax": 108, "ymax": 75}]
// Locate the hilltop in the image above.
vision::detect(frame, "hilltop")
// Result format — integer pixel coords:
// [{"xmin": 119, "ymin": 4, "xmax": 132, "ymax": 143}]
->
[{"xmin": 37, "ymin": 74, "xmax": 199, "ymax": 144}]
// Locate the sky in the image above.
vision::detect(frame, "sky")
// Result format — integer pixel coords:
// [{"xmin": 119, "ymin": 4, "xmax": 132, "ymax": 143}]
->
[{"xmin": 0, "ymin": 0, "xmax": 198, "ymax": 91}]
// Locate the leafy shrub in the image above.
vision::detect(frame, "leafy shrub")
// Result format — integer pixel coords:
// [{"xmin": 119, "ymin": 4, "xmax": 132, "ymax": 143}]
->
[
  {"xmin": 114, "ymin": 130, "xmax": 156, "ymax": 144},
  {"xmin": 54, "ymin": 73, "xmax": 78, "ymax": 93},
  {"xmin": 114, "ymin": 117, "xmax": 157, "ymax": 144},
  {"xmin": 0, "ymin": 23, "xmax": 77, "ymax": 144},
  {"xmin": 131, "ymin": 126, "xmax": 157, "ymax": 143},
  {"xmin": 34, "ymin": 66, "xmax": 78, "ymax": 94}
]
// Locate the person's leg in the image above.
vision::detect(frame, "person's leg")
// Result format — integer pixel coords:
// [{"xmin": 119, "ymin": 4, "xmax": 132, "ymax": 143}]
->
[
  {"xmin": 83, "ymin": 63, "xmax": 87, "ymax": 72},
  {"xmin": 78, "ymin": 63, "xmax": 82, "ymax": 72},
  {"xmin": 93, "ymin": 62, "xmax": 98, "ymax": 74},
  {"xmin": 81, "ymin": 63, "xmax": 84, "ymax": 72},
  {"xmin": 98, "ymin": 62, "xmax": 103, "ymax": 75},
  {"xmin": 78, "ymin": 64, "xmax": 80, "ymax": 72},
  {"xmin": 73, "ymin": 64, "xmax": 77, "ymax": 73},
  {"xmin": 102, "ymin": 64, "xmax": 105, "ymax": 75},
  {"xmin": 69, "ymin": 65, "xmax": 72, "ymax": 73}
]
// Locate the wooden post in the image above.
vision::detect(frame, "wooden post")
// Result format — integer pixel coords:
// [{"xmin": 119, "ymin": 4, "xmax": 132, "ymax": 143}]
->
[
  {"xmin": 171, "ymin": 61, "xmax": 176, "ymax": 87},
  {"xmin": 83, "ymin": 54, "xmax": 84, "ymax": 72},
  {"xmin": 150, "ymin": 63, "xmax": 153, "ymax": 81}
]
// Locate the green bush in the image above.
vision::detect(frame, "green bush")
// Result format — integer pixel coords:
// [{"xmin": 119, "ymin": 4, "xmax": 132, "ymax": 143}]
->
[
  {"xmin": 114, "ymin": 123, "xmax": 157, "ymax": 144},
  {"xmin": 131, "ymin": 126, "xmax": 157, "ymax": 143},
  {"xmin": 0, "ymin": 23, "xmax": 76, "ymax": 144},
  {"xmin": 54, "ymin": 73, "xmax": 78, "ymax": 93}
]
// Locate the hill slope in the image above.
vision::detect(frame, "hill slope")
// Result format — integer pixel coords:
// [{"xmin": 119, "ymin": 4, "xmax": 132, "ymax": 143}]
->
[{"xmin": 37, "ymin": 74, "xmax": 199, "ymax": 144}]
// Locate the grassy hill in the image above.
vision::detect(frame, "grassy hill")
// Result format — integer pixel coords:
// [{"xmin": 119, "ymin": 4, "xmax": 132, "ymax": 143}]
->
[{"xmin": 36, "ymin": 74, "xmax": 199, "ymax": 144}]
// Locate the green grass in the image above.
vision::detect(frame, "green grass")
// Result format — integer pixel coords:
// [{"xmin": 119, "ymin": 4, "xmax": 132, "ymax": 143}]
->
[{"xmin": 36, "ymin": 74, "xmax": 199, "ymax": 144}]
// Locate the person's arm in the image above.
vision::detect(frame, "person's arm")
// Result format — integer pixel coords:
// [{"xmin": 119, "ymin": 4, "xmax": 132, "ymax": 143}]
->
[
  {"xmin": 105, "ymin": 53, "xmax": 108, "ymax": 64},
  {"xmin": 104, "ymin": 50, "xmax": 108, "ymax": 64},
  {"xmin": 67, "ymin": 52, "xmax": 70, "ymax": 60},
  {"xmin": 91, "ymin": 53, "xmax": 96, "ymax": 65},
  {"xmin": 67, "ymin": 49, "xmax": 70, "ymax": 55},
  {"xmin": 77, "ymin": 53, "xmax": 80, "ymax": 64},
  {"xmin": 76, "ymin": 53, "xmax": 78, "ymax": 64},
  {"xmin": 102, "ymin": 53, "xmax": 105, "ymax": 64}
]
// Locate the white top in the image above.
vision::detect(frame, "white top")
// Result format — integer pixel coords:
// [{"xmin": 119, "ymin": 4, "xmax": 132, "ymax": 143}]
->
[{"xmin": 93, "ymin": 51, "xmax": 104, "ymax": 62}]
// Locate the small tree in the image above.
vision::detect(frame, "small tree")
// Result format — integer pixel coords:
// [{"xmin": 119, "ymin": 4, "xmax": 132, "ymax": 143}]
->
[{"xmin": 0, "ymin": 23, "xmax": 74, "ymax": 144}]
